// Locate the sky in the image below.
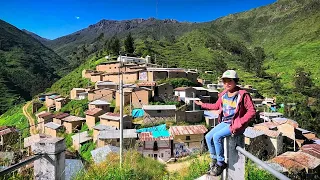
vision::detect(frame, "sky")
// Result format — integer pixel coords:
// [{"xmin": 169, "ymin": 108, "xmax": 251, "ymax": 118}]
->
[{"xmin": 0, "ymin": 0, "xmax": 276, "ymax": 40}]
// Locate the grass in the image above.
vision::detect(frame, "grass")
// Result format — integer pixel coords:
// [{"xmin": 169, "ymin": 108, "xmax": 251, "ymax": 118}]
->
[
  {"xmin": 245, "ymin": 160, "xmax": 276, "ymax": 180},
  {"xmin": 60, "ymin": 99, "xmax": 89, "ymax": 117}
]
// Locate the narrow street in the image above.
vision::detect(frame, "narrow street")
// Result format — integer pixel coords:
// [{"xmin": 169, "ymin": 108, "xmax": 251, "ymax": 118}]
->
[{"xmin": 22, "ymin": 101, "xmax": 37, "ymax": 135}]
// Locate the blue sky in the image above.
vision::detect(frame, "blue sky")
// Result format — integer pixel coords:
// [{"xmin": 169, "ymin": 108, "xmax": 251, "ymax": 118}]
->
[{"xmin": 0, "ymin": 0, "xmax": 276, "ymax": 40}]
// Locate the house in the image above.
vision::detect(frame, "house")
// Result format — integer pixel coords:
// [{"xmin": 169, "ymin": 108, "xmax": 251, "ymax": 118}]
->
[
  {"xmin": 90, "ymin": 73, "xmax": 103, "ymax": 82},
  {"xmin": 95, "ymin": 81, "xmax": 117, "ymax": 90},
  {"xmin": 61, "ymin": 115, "xmax": 86, "ymax": 134},
  {"xmin": 0, "ymin": 126, "xmax": 19, "ymax": 149},
  {"xmin": 186, "ymin": 71, "xmax": 198, "ymax": 83},
  {"xmin": 117, "ymin": 55, "xmax": 146, "ymax": 64},
  {"xmin": 207, "ymin": 83, "xmax": 224, "ymax": 90},
  {"xmin": 54, "ymin": 97, "xmax": 69, "ymax": 111},
  {"xmin": 115, "ymin": 88, "xmax": 132, "ymax": 107},
  {"xmin": 99, "ymin": 112, "xmax": 132, "ymax": 129},
  {"xmin": 24, "ymin": 134, "xmax": 51, "ymax": 155},
  {"xmin": 97, "ymin": 129, "xmax": 137, "ymax": 148},
  {"xmin": 82, "ymin": 69, "xmax": 98, "ymax": 79},
  {"xmin": 70, "ymin": 88, "xmax": 86, "ymax": 100},
  {"xmin": 44, "ymin": 122, "xmax": 62, "ymax": 137},
  {"xmin": 88, "ymin": 99, "xmax": 110, "ymax": 112},
  {"xmin": 96, "ymin": 61, "xmax": 120, "ymax": 72},
  {"xmin": 204, "ymin": 111, "xmax": 219, "ymax": 128},
  {"xmin": 85, "ymin": 108, "xmax": 105, "ymax": 130},
  {"xmin": 91, "ymin": 145, "xmax": 120, "ymax": 164},
  {"xmin": 252, "ymin": 98, "xmax": 264, "ymax": 107},
  {"xmin": 92, "ymin": 124, "xmax": 117, "ymax": 142},
  {"xmin": 138, "ymin": 132, "xmax": 173, "ymax": 162},
  {"xmin": 53, "ymin": 112, "xmax": 70, "ymax": 125},
  {"xmin": 259, "ymin": 112, "xmax": 283, "ymax": 122},
  {"xmin": 77, "ymin": 92, "xmax": 88, "ymax": 100},
  {"xmin": 139, "ymin": 68, "xmax": 189, "ymax": 82},
  {"xmin": 88, "ymin": 88, "xmax": 115, "ymax": 102},
  {"xmin": 131, "ymin": 87, "xmax": 152, "ymax": 108},
  {"xmin": 169, "ymin": 125, "xmax": 208, "ymax": 153},
  {"xmin": 142, "ymin": 105, "xmax": 177, "ymax": 124},
  {"xmin": 174, "ymin": 87, "xmax": 197, "ymax": 104},
  {"xmin": 175, "ymin": 110, "xmax": 204, "ymax": 123},
  {"xmin": 36, "ymin": 111, "xmax": 54, "ymax": 133},
  {"xmin": 154, "ymin": 83, "xmax": 174, "ymax": 101},
  {"xmin": 102, "ymin": 71, "xmax": 139, "ymax": 84},
  {"xmin": 45, "ymin": 94, "xmax": 60, "ymax": 107},
  {"xmin": 71, "ymin": 131, "xmax": 93, "ymax": 151}
]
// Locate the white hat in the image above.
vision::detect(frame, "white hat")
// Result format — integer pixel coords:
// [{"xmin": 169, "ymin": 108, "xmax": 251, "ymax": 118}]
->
[{"xmin": 221, "ymin": 70, "xmax": 239, "ymax": 79}]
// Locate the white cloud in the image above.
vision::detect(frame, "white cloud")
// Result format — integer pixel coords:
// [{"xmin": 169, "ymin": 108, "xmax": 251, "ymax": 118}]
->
[{"xmin": 75, "ymin": 16, "xmax": 80, "ymax": 20}]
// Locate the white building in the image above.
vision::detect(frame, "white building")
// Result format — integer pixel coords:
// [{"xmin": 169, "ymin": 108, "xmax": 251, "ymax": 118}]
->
[
  {"xmin": 117, "ymin": 56, "xmax": 146, "ymax": 64},
  {"xmin": 260, "ymin": 112, "xmax": 283, "ymax": 122}
]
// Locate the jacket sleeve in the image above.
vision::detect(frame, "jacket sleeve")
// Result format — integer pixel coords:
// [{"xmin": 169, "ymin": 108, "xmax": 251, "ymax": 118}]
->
[
  {"xmin": 231, "ymin": 93, "xmax": 256, "ymax": 133},
  {"xmin": 201, "ymin": 97, "xmax": 222, "ymax": 110}
]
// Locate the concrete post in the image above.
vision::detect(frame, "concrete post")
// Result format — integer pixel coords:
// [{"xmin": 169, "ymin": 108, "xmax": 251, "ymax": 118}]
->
[
  {"xmin": 222, "ymin": 135, "xmax": 245, "ymax": 180},
  {"xmin": 31, "ymin": 137, "xmax": 66, "ymax": 180}
]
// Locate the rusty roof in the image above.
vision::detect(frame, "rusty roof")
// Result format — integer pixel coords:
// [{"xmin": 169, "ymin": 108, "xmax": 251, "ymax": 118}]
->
[
  {"xmin": 38, "ymin": 112, "xmax": 53, "ymax": 118},
  {"xmin": 272, "ymin": 118, "xmax": 299, "ymax": 128},
  {"xmin": 169, "ymin": 125, "xmax": 208, "ymax": 136},
  {"xmin": 62, "ymin": 115, "xmax": 85, "ymax": 122},
  {"xmin": 174, "ymin": 87, "xmax": 192, "ymax": 91},
  {"xmin": 270, "ymin": 151, "xmax": 320, "ymax": 173},
  {"xmin": 0, "ymin": 127, "xmax": 18, "ymax": 136},
  {"xmin": 85, "ymin": 108, "xmax": 103, "ymax": 116},
  {"xmin": 53, "ymin": 112, "xmax": 70, "ymax": 119},
  {"xmin": 301, "ymin": 144, "xmax": 320, "ymax": 159},
  {"xmin": 139, "ymin": 132, "xmax": 173, "ymax": 141},
  {"xmin": 137, "ymin": 82, "xmax": 156, "ymax": 87}
]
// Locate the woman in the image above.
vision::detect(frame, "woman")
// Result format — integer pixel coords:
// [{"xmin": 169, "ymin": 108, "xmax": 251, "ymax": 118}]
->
[{"xmin": 195, "ymin": 70, "xmax": 256, "ymax": 176}]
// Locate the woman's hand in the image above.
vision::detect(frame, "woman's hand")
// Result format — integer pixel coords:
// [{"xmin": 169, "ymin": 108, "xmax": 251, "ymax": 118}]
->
[{"xmin": 194, "ymin": 100, "xmax": 203, "ymax": 106}]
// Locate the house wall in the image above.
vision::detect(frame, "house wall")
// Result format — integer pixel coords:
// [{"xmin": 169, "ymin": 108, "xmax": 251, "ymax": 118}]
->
[
  {"xmin": 70, "ymin": 89, "xmax": 85, "ymax": 99},
  {"xmin": 173, "ymin": 134, "xmax": 204, "ymax": 150},
  {"xmin": 90, "ymin": 74, "xmax": 103, "ymax": 82},
  {"xmin": 102, "ymin": 72, "xmax": 138, "ymax": 84},
  {"xmin": 82, "ymin": 69, "xmax": 92, "ymax": 78},
  {"xmin": 96, "ymin": 63, "xmax": 120, "ymax": 72},
  {"xmin": 86, "ymin": 115, "xmax": 99, "ymax": 130},
  {"xmin": 100, "ymin": 116, "xmax": 132, "ymax": 129},
  {"xmin": 45, "ymin": 98, "xmax": 55, "ymax": 107},
  {"xmin": 148, "ymin": 71, "xmax": 168, "ymax": 81},
  {"xmin": 156, "ymin": 84, "xmax": 174, "ymax": 100},
  {"xmin": 186, "ymin": 72, "xmax": 198, "ymax": 83},
  {"xmin": 88, "ymin": 89, "xmax": 114, "ymax": 102},
  {"xmin": 176, "ymin": 111, "xmax": 203, "ymax": 123},
  {"xmin": 168, "ymin": 71, "xmax": 187, "ymax": 79},
  {"xmin": 97, "ymin": 138, "xmax": 136, "ymax": 148},
  {"xmin": 131, "ymin": 90, "xmax": 151, "ymax": 108},
  {"xmin": 63, "ymin": 121, "xmax": 84, "ymax": 134},
  {"xmin": 96, "ymin": 84, "xmax": 117, "ymax": 90},
  {"xmin": 53, "ymin": 118, "xmax": 62, "ymax": 125},
  {"xmin": 140, "ymin": 141, "xmax": 172, "ymax": 162},
  {"xmin": 116, "ymin": 92, "xmax": 131, "ymax": 107},
  {"xmin": 93, "ymin": 129, "xmax": 100, "ymax": 142},
  {"xmin": 144, "ymin": 110, "xmax": 176, "ymax": 124},
  {"xmin": 44, "ymin": 127, "xmax": 57, "ymax": 137}
]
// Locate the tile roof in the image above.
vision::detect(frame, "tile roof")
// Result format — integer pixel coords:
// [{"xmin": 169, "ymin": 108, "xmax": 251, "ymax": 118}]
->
[
  {"xmin": 301, "ymin": 144, "xmax": 320, "ymax": 159},
  {"xmin": 44, "ymin": 122, "xmax": 61, "ymax": 130},
  {"xmin": 85, "ymin": 108, "xmax": 104, "ymax": 116},
  {"xmin": 98, "ymin": 129, "xmax": 137, "ymax": 139},
  {"xmin": 37, "ymin": 111, "xmax": 53, "ymax": 118},
  {"xmin": 65, "ymin": 159, "xmax": 84, "ymax": 180},
  {"xmin": 137, "ymin": 82, "xmax": 156, "ymax": 87},
  {"xmin": 0, "ymin": 127, "xmax": 18, "ymax": 136},
  {"xmin": 272, "ymin": 118, "xmax": 299, "ymax": 128},
  {"xmin": 92, "ymin": 124, "xmax": 117, "ymax": 131},
  {"xmin": 71, "ymin": 131, "xmax": 93, "ymax": 144},
  {"xmin": 89, "ymin": 100, "xmax": 110, "ymax": 105},
  {"xmin": 62, "ymin": 115, "xmax": 85, "ymax": 122},
  {"xmin": 243, "ymin": 127, "xmax": 265, "ymax": 138},
  {"xmin": 24, "ymin": 134, "xmax": 51, "ymax": 148},
  {"xmin": 99, "ymin": 112, "xmax": 128, "ymax": 121},
  {"xmin": 53, "ymin": 113, "xmax": 70, "ymax": 119},
  {"xmin": 174, "ymin": 87, "xmax": 192, "ymax": 91},
  {"xmin": 91, "ymin": 145, "xmax": 120, "ymax": 164},
  {"xmin": 139, "ymin": 132, "xmax": 173, "ymax": 141},
  {"xmin": 169, "ymin": 125, "xmax": 208, "ymax": 136},
  {"xmin": 142, "ymin": 105, "xmax": 176, "ymax": 111}
]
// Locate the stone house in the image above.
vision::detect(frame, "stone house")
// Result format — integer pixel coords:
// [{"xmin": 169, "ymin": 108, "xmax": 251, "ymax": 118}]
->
[
  {"xmin": 85, "ymin": 108, "xmax": 105, "ymax": 130},
  {"xmin": 36, "ymin": 111, "xmax": 54, "ymax": 133},
  {"xmin": 88, "ymin": 88, "xmax": 115, "ymax": 102},
  {"xmin": 61, "ymin": 115, "xmax": 86, "ymax": 134},
  {"xmin": 97, "ymin": 129, "xmax": 137, "ymax": 148},
  {"xmin": 99, "ymin": 112, "xmax": 132, "ymax": 129},
  {"xmin": 169, "ymin": 125, "xmax": 208, "ymax": 152},
  {"xmin": 0, "ymin": 126, "xmax": 19, "ymax": 149},
  {"xmin": 53, "ymin": 113, "xmax": 70, "ymax": 125},
  {"xmin": 88, "ymin": 99, "xmax": 110, "ymax": 112},
  {"xmin": 92, "ymin": 124, "xmax": 117, "ymax": 142},
  {"xmin": 70, "ymin": 88, "xmax": 86, "ymax": 100},
  {"xmin": 72, "ymin": 131, "xmax": 93, "ymax": 151},
  {"xmin": 95, "ymin": 81, "xmax": 117, "ymax": 90},
  {"xmin": 44, "ymin": 122, "xmax": 62, "ymax": 137},
  {"xmin": 138, "ymin": 132, "xmax": 173, "ymax": 162},
  {"xmin": 143, "ymin": 105, "xmax": 177, "ymax": 124}
]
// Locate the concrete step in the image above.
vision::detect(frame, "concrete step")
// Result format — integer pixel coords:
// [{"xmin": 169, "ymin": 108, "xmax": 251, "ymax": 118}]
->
[{"xmin": 196, "ymin": 174, "xmax": 220, "ymax": 180}]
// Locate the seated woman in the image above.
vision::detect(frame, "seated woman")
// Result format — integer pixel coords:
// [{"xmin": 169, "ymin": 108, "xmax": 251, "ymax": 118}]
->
[{"xmin": 195, "ymin": 70, "xmax": 256, "ymax": 176}]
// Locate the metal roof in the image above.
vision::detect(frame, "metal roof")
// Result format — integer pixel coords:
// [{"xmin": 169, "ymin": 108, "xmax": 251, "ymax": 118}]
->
[
  {"xmin": 98, "ymin": 129, "xmax": 137, "ymax": 139},
  {"xmin": 174, "ymin": 87, "xmax": 192, "ymax": 91},
  {"xmin": 89, "ymin": 100, "xmax": 110, "ymax": 105},
  {"xmin": 142, "ymin": 105, "xmax": 176, "ymax": 111},
  {"xmin": 65, "ymin": 159, "xmax": 84, "ymax": 180},
  {"xmin": 93, "ymin": 124, "xmax": 117, "ymax": 131},
  {"xmin": 44, "ymin": 122, "xmax": 61, "ymax": 130},
  {"xmin": 53, "ymin": 113, "xmax": 70, "ymax": 119},
  {"xmin": 301, "ymin": 144, "xmax": 320, "ymax": 159},
  {"xmin": 37, "ymin": 111, "xmax": 53, "ymax": 118},
  {"xmin": 71, "ymin": 131, "xmax": 93, "ymax": 144},
  {"xmin": 296, "ymin": 127, "xmax": 313, "ymax": 134},
  {"xmin": 62, "ymin": 115, "xmax": 85, "ymax": 122},
  {"xmin": 99, "ymin": 112, "xmax": 128, "ymax": 121},
  {"xmin": 193, "ymin": 87, "xmax": 208, "ymax": 91},
  {"xmin": 91, "ymin": 145, "xmax": 120, "ymax": 164},
  {"xmin": 243, "ymin": 127, "xmax": 265, "ymax": 138},
  {"xmin": 169, "ymin": 125, "xmax": 208, "ymax": 136},
  {"xmin": 254, "ymin": 122, "xmax": 278, "ymax": 130},
  {"xmin": 272, "ymin": 118, "xmax": 298, "ymax": 127},
  {"xmin": 139, "ymin": 132, "xmax": 173, "ymax": 141},
  {"xmin": 55, "ymin": 97, "xmax": 66, "ymax": 102},
  {"xmin": 96, "ymin": 81, "xmax": 117, "ymax": 86},
  {"xmin": 85, "ymin": 108, "xmax": 103, "ymax": 116}
]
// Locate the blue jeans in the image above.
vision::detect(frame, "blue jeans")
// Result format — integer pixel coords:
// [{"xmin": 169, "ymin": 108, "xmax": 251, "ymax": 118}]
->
[{"xmin": 205, "ymin": 122, "xmax": 232, "ymax": 162}]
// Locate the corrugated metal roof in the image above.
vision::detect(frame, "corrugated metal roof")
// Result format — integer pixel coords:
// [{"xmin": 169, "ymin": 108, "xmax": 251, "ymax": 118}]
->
[
  {"xmin": 272, "ymin": 118, "xmax": 298, "ymax": 128},
  {"xmin": 62, "ymin": 115, "xmax": 85, "ymax": 122},
  {"xmin": 37, "ymin": 111, "xmax": 53, "ymax": 118},
  {"xmin": 270, "ymin": 151, "xmax": 320, "ymax": 172},
  {"xmin": 139, "ymin": 132, "xmax": 173, "ymax": 141},
  {"xmin": 91, "ymin": 145, "xmax": 120, "ymax": 164},
  {"xmin": 98, "ymin": 129, "xmax": 137, "ymax": 139},
  {"xmin": 296, "ymin": 127, "xmax": 313, "ymax": 134},
  {"xmin": 71, "ymin": 131, "xmax": 93, "ymax": 144},
  {"xmin": 85, "ymin": 108, "xmax": 103, "ymax": 116},
  {"xmin": 244, "ymin": 127, "xmax": 265, "ymax": 138},
  {"xmin": 142, "ymin": 105, "xmax": 176, "ymax": 111},
  {"xmin": 89, "ymin": 99, "xmax": 110, "ymax": 105},
  {"xmin": 44, "ymin": 122, "xmax": 61, "ymax": 130},
  {"xmin": 169, "ymin": 125, "xmax": 208, "ymax": 136},
  {"xmin": 65, "ymin": 159, "xmax": 84, "ymax": 180},
  {"xmin": 96, "ymin": 81, "xmax": 117, "ymax": 86},
  {"xmin": 314, "ymin": 139, "xmax": 320, "ymax": 145},
  {"xmin": 99, "ymin": 112, "xmax": 128, "ymax": 121},
  {"xmin": 93, "ymin": 124, "xmax": 117, "ymax": 131},
  {"xmin": 53, "ymin": 113, "xmax": 70, "ymax": 119},
  {"xmin": 301, "ymin": 144, "xmax": 320, "ymax": 159}
]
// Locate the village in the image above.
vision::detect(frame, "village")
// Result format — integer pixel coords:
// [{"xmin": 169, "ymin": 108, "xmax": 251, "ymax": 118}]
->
[{"xmin": 1, "ymin": 55, "xmax": 320, "ymax": 179}]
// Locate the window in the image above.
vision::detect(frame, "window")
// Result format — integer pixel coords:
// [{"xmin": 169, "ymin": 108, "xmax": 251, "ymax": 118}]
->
[
  {"xmin": 157, "ymin": 110, "xmax": 161, "ymax": 113},
  {"xmin": 153, "ymin": 141, "xmax": 158, "ymax": 151},
  {"xmin": 117, "ymin": 138, "xmax": 120, "ymax": 142},
  {"xmin": 139, "ymin": 99, "xmax": 142, "ymax": 102},
  {"xmin": 109, "ymin": 67, "xmax": 111, "ymax": 69},
  {"xmin": 161, "ymin": 153, "xmax": 164, "ymax": 158},
  {"xmin": 186, "ymin": 136, "xmax": 191, "ymax": 140},
  {"xmin": 164, "ymin": 88, "xmax": 167, "ymax": 90}
]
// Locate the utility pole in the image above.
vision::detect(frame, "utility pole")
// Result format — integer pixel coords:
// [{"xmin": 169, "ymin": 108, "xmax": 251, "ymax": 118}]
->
[
  {"xmin": 193, "ymin": 92, "xmax": 195, "ymax": 111},
  {"xmin": 119, "ymin": 52, "xmax": 124, "ymax": 167}
]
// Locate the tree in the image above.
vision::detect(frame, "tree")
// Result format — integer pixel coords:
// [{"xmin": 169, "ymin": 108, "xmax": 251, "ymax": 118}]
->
[
  {"xmin": 253, "ymin": 47, "xmax": 266, "ymax": 77},
  {"xmin": 124, "ymin": 33, "xmax": 135, "ymax": 53},
  {"xmin": 294, "ymin": 67, "xmax": 313, "ymax": 93},
  {"xmin": 109, "ymin": 36, "xmax": 120, "ymax": 55}
]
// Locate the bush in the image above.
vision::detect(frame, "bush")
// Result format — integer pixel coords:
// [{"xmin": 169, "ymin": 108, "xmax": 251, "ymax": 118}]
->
[{"xmin": 60, "ymin": 99, "xmax": 88, "ymax": 117}]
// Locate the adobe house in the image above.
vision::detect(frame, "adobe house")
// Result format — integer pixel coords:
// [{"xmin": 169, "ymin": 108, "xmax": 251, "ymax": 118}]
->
[
  {"xmin": 71, "ymin": 131, "xmax": 93, "ymax": 151},
  {"xmin": 61, "ymin": 115, "xmax": 86, "ymax": 134},
  {"xmin": 169, "ymin": 125, "xmax": 208, "ymax": 151},
  {"xmin": 102, "ymin": 71, "xmax": 139, "ymax": 84},
  {"xmin": 99, "ymin": 112, "xmax": 132, "ymax": 129},
  {"xmin": 142, "ymin": 105, "xmax": 176, "ymax": 124},
  {"xmin": 88, "ymin": 88, "xmax": 115, "ymax": 102},
  {"xmin": 96, "ymin": 61, "xmax": 121, "ymax": 72},
  {"xmin": 0, "ymin": 126, "xmax": 19, "ymax": 149},
  {"xmin": 70, "ymin": 88, "xmax": 86, "ymax": 100},
  {"xmin": 95, "ymin": 81, "xmax": 118, "ymax": 90},
  {"xmin": 154, "ymin": 83, "xmax": 174, "ymax": 101},
  {"xmin": 115, "ymin": 88, "xmax": 132, "ymax": 107},
  {"xmin": 45, "ymin": 94, "xmax": 60, "ymax": 107},
  {"xmin": 36, "ymin": 111, "xmax": 54, "ymax": 133},
  {"xmin": 90, "ymin": 72, "xmax": 103, "ymax": 82},
  {"xmin": 137, "ymin": 81, "xmax": 157, "ymax": 92},
  {"xmin": 82, "ymin": 69, "xmax": 98, "ymax": 79},
  {"xmin": 54, "ymin": 97, "xmax": 69, "ymax": 111},
  {"xmin": 85, "ymin": 108, "xmax": 105, "ymax": 130},
  {"xmin": 92, "ymin": 124, "xmax": 117, "ymax": 142},
  {"xmin": 97, "ymin": 129, "xmax": 137, "ymax": 148},
  {"xmin": 131, "ymin": 87, "xmax": 152, "ymax": 108},
  {"xmin": 44, "ymin": 122, "xmax": 62, "ymax": 137},
  {"xmin": 175, "ymin": 110, "xmax": 204, "ymax": 123},
  {"xmin": 138, "ymin": 132, "xmax": 173, "ymax": 162},
  {"xmin": 88, "ymin": 99, "xmax": 110, "ymax": 112},
  {"xmin": 53, "ymin": 112, "xmax": 70, "ymax": 125}
]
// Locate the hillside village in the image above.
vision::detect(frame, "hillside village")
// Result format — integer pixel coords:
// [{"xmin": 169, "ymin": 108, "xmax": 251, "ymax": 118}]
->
[{"xmin": 1, "ymin": 55, "xmax": 320, "ymax": 179}]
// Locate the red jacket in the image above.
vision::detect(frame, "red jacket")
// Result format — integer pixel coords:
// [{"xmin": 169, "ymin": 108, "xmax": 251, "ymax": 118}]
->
[{"xmin": 201, "ymin": 87, "xmax": 256, "ymax": 134}]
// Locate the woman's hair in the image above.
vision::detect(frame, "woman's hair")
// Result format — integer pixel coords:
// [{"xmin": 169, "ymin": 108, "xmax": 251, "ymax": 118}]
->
[{"xmin": 233, "ymin": 78, "xmax": 239, "ymax": 84}]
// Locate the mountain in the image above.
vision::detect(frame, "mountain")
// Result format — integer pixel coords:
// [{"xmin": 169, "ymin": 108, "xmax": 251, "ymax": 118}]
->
[
  {"xmin": 22, "ymin": 29, "xmax": 50, "ymax": 44},
  {"xmin": 0, "ymin": 19, "xmax": 69, "ymax": 114},
  {"xmin": 210, "ymin": 0, "xmax": 320, "ymax": 87}
]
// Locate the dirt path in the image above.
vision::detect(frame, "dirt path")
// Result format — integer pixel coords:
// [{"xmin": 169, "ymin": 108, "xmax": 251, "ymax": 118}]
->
[{"xmin": 22, "ymin": 101, "xmax": 37, "ymax": 135}]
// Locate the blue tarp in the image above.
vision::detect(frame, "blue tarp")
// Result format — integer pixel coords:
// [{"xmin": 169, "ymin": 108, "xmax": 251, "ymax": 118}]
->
[
  {"xmin": 132, "ymin": 109, "xmax": 144, "ymax": 118},
  {"xmin": 136, "ymin": 124, "xmax": 170, "ymax": 138}
]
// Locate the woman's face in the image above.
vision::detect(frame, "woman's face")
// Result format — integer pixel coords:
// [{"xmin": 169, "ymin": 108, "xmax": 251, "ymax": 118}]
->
[{"xmin": 222, "ymin": 78, "xmax": 236, "ymax": 91}]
